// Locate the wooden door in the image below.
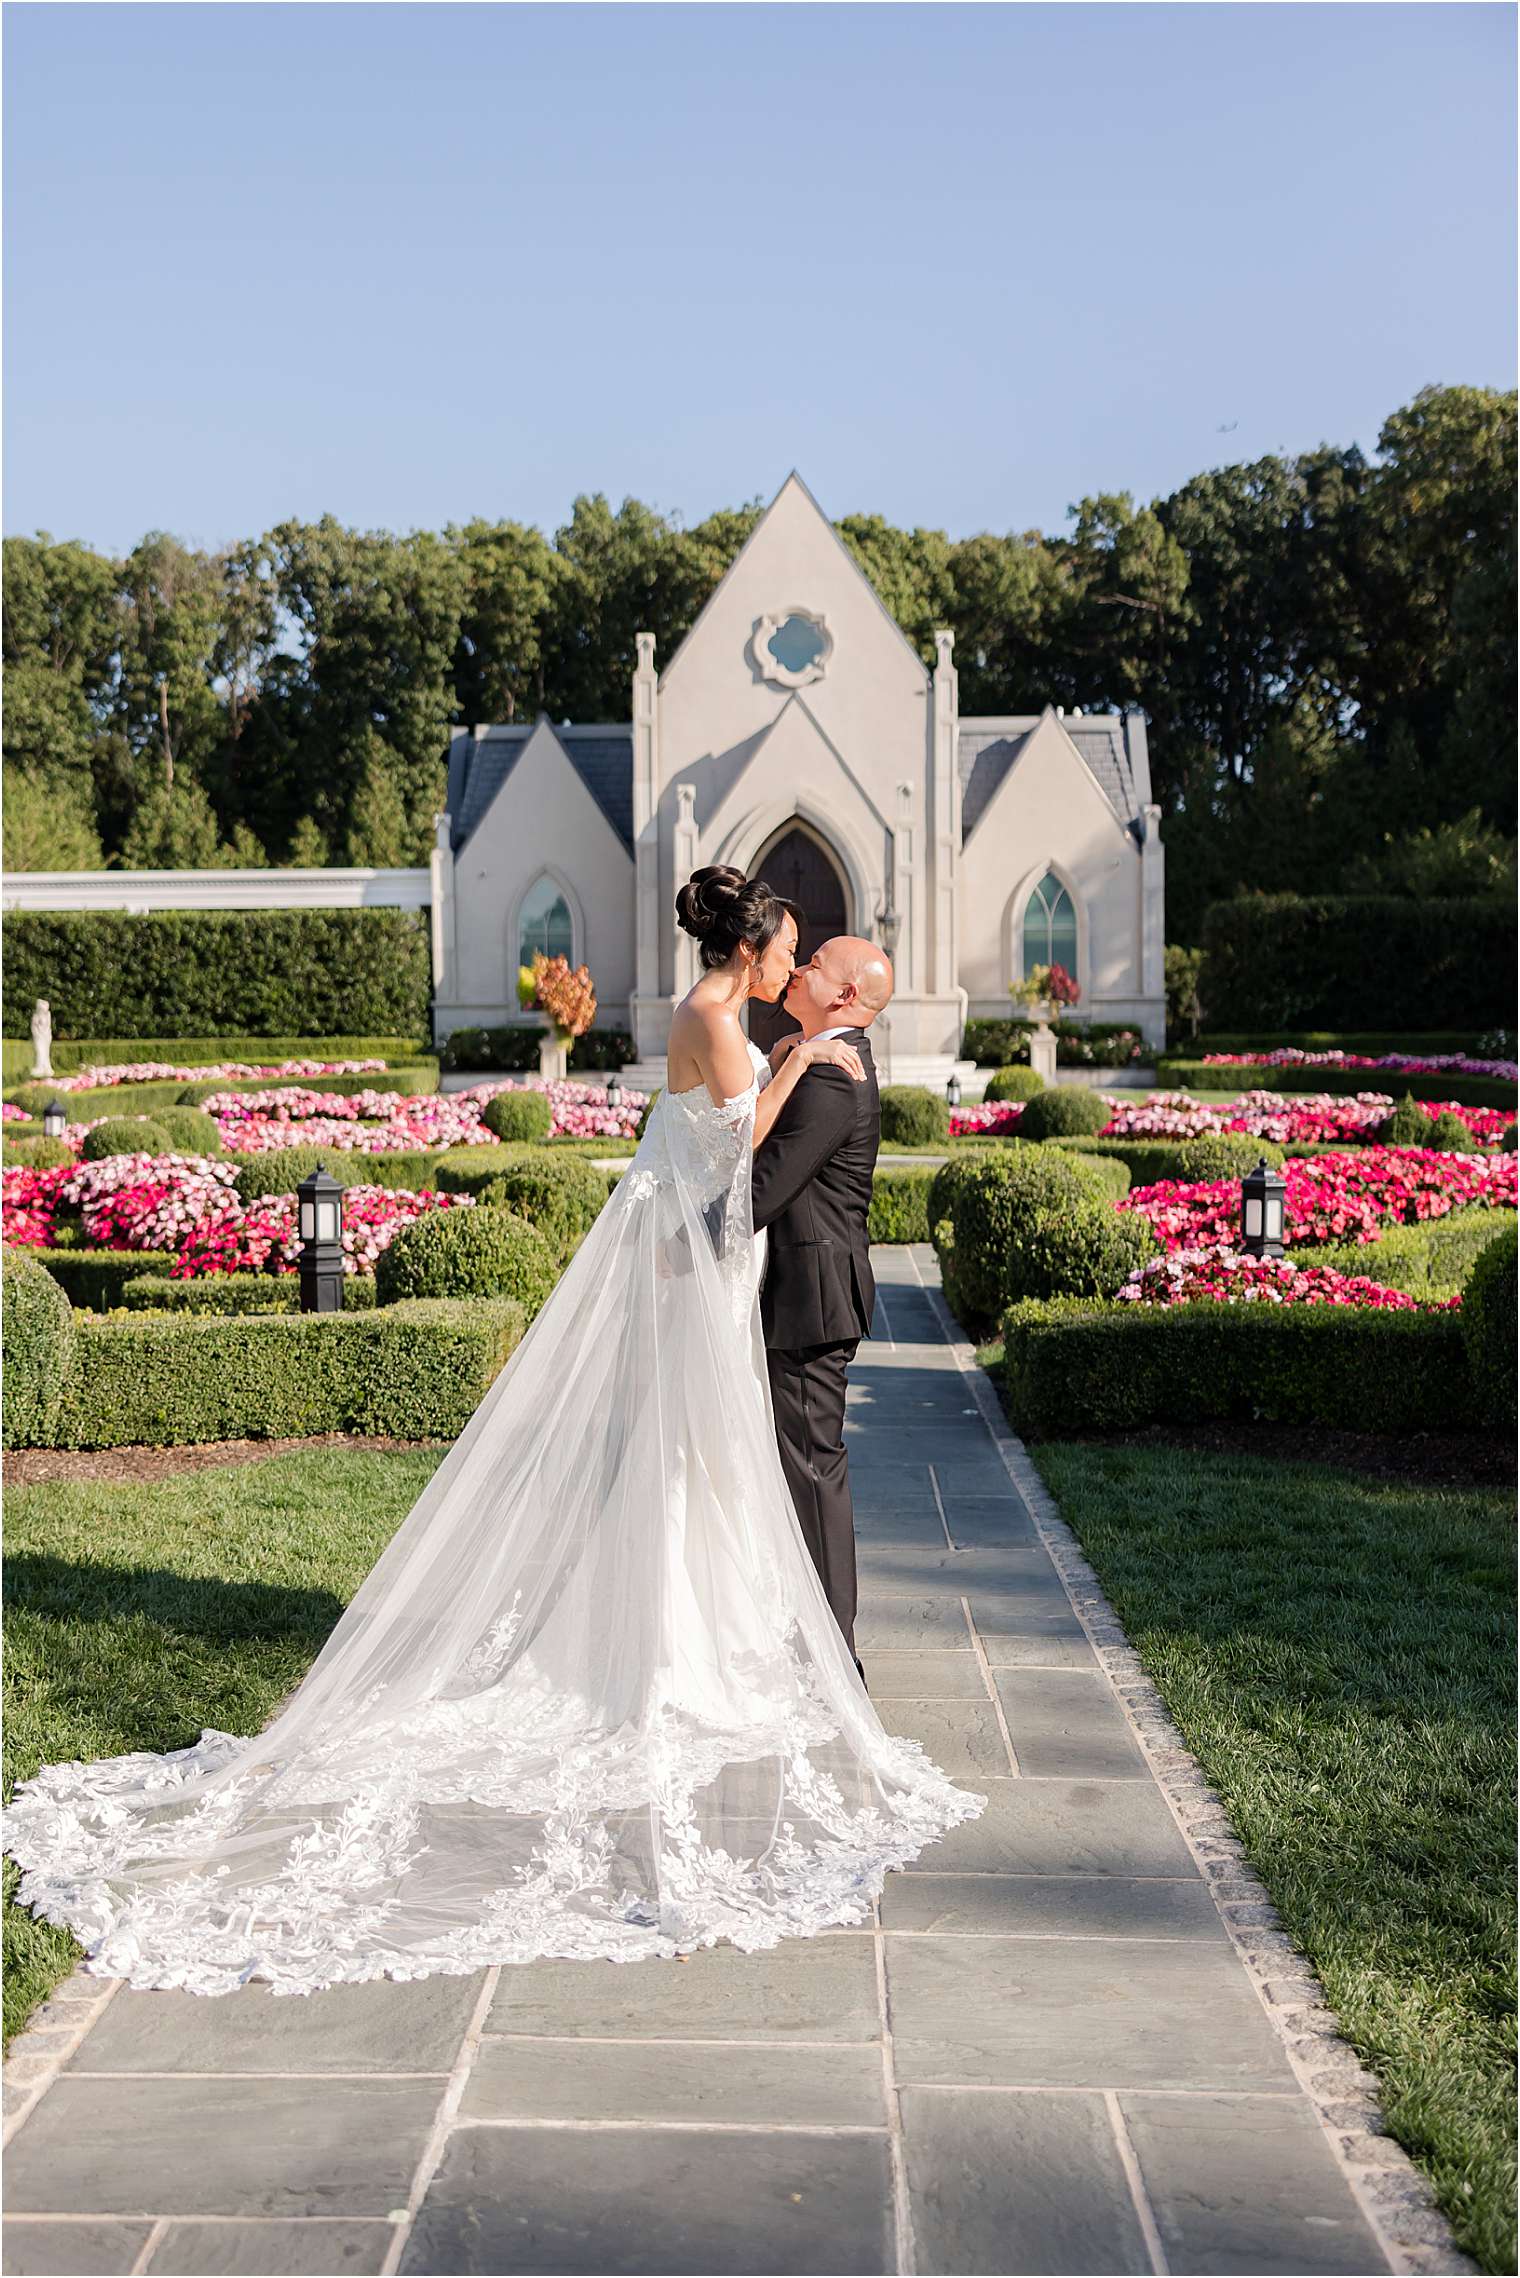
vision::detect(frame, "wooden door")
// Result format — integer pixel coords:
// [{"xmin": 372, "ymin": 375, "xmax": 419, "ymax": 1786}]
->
[{"xmin": 747, "ymin": 827, "xmax": 849, "ymax": 1052}]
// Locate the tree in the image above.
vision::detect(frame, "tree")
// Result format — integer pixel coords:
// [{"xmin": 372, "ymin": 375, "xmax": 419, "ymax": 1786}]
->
[
  {"xmin": 119, "ymin": 777, "xmax": 228, "ymax": 868},
  {"xmin": 448, "ymin": 519, "xmax": 563, "ymax": 726},
  {"xmin": 116, "ymin": 533, "xmax": 226, "ymax": 795},
  {"xmin": 343, "ymin": 734, "xmax": 412, "ymax": 866},
  {"xmin": 836, "ymin": 515, "xmax": 955, "ymax": 661},
  {"xmin": 283, "ymin": 814, "xmax": 331, "ymax": 867},
  {"xmin": 2, "ymin": 766, "xmax": 106, "ymax": 871},
  {"xmin": 2, "ymin": 535, "xmax": 121, "ymax": 791}
]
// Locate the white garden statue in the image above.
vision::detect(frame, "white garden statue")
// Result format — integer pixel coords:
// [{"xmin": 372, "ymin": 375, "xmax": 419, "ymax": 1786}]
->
[{"xmin": 29, "ymin": 998, "xmax": 53, "ymax": 1079}]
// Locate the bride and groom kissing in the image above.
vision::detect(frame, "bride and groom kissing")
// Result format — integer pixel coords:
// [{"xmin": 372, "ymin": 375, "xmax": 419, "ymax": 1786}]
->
[{"xmin": 5, "ymin": 865, "xmax": 982, "ymax": 1997}]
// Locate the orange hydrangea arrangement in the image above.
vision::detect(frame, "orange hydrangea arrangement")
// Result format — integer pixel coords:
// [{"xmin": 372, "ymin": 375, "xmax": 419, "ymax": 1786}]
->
[{"xmin": 517, "ymin": 953, "xmax": 597, "ymax": 1042}]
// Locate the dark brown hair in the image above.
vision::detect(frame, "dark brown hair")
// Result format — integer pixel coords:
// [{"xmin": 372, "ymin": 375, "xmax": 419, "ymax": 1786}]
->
[{"xmin": 674, "ymin": 865, "xmax": 798, "ymax": 971}]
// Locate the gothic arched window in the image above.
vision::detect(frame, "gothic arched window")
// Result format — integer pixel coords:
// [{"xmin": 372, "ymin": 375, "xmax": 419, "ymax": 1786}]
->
[
  {"xmin": 1021, "ymin": 873, "xmax": 1077, "ymax": 982},
  {"xmin": 518, "ymin": 874, "xmax": 573, "ymax": 969}
]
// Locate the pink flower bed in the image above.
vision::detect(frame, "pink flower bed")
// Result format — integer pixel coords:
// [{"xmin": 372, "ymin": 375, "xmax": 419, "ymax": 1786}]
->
[
  {"xmin": 1099, "ymin": 1088, "xmax": 1511, "ymax": 1148},
  {"xmin": 1, "ymin": 1154, "xmax": 469, "ymax": 1279},
  {"xmin": 950, "ymin": 1102, "xmax": 1023, "ymax": 1138},
  {"xmin": 1113, "ymin": 1246, "xmax": 1441, "ymax": 1310},
  {"xmin": 1202, "ymin": 1048, "xmax": 1518, "ymax": 1082},
  {"xmin": 202, "ymin": 1076, "xmax": 646, "ymax": 1152},
  {"xmin": 1119, "ymin": 1146, "xmax": 1517, "ymax": 1254},
  {"xmin": 40, "ymin": 1057, "xmax": 389, "ymax": 1094},
  {"xmin": 2, "ymin": 1102, "xmax": 32, "ymax": 1123}
]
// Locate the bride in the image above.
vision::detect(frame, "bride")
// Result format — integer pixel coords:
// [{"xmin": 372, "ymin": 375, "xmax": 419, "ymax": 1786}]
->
[{"xmin": 4, "ymin": 868, "xmax": 983, "ymax": 1996}]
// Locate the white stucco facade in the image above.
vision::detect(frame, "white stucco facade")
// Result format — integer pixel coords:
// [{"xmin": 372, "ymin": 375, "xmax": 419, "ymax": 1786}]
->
[{"xmin": 2, "ymin": 476, "xmax": 1166, "ymax": 1071}]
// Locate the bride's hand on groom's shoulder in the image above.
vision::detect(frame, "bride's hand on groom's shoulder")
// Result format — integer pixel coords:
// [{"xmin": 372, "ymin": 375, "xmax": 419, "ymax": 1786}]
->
[
  {"xmin": 768, "ymin": 1033, "xmax": 802, "ymax": 1075},
  {"xmin": 800, "ymin": 1036, "xmax": 866, "ymax": 1083}
]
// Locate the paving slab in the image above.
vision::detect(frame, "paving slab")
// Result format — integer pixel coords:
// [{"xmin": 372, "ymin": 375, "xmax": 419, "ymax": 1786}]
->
[
  {"xmin": 994, "ymin": 1668, "xmax": 1151, "ymax": 1781},
  {"xmin": 1120, "ymin": 2091, "xmax": 1387, "ymax": 2274},
  {"xmin": 854, "ymin": 1545, "xmax": 1062, "ymax": 1597},
  {"xmin": 1, "ymin": 2223, "xmax": 153, "ymax": 2276},
  {"xmin": 147, "ymin": 2219, "xmax": 398, "ymax": 2275},
  {"xmin": 915, "ymin": 1777, "xmax": 1200, "ymax": 1878},
  {"xmin": 899, "ymin": 2086, "xmax": 1151, "ymax": 2275},
  {"xmin": 866, "ymin": 1651, "xmax": 984, "ymax": 1698},
  {"xmin": 462, "ymin": 2037, "xmax": 887, "ymax": 2128},
  {"xmin": 73, "ymin": 1971, "xmax": 480, "ymax": 2074},
  {"xmin": 881, "ymin": 1872, "xmax": 1230, "ymax": 1941},
  {"xmin": 886, "ymin": 1935, "xmax": 1297, "ymax": 2091},
  {"xmin": 485, "ymin": 1934, "xmax": 880, "ymax": 2041},
  {"xmin": 878, "ymin": 1699, "xmax": 1011, "ymax": 1779},
  {"xmin": 5, "ymin": 2075, "xmax": 439, "ymax": 2217},
  {"xmin": 400, "ymin": 2125, "xmax": 894, "ymax": 2275},
  {"xmin": 855, "ymin": 1595, "xmax": 976, "ymax": 1650}
]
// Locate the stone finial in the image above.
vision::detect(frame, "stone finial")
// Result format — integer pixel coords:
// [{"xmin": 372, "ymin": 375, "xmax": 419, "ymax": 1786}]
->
[
  {"xmin": 934, "ymin": 630, "xmax": 955, "ymax": 669},
  {"xmin": 635, "ymin": 632, "xmax": 656, "ymax": 672}
]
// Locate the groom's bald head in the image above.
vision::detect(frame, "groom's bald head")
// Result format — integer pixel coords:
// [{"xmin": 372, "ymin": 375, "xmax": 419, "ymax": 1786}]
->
[{"xmin": 785, "ymin": 934, "xmax": 895, "ymax": 1036}]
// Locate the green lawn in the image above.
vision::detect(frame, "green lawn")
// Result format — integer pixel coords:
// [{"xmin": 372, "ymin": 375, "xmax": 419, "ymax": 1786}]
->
[
  {"xmin": 3, "ymin": 1447, "xmax": 445, "ymax": 2044},
  {"xmin": 1026, "ymin": 1436, "xmax": 1516, "ymax": 2274}
]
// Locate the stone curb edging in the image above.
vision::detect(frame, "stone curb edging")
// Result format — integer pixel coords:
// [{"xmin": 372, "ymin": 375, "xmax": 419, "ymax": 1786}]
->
[
  {"xmin": 2, "ymin": 1966, "xmax": 121, "ymax": 2146},
  {"xmin": 918, "ymin": 1275, "xmax": 1480, "ymax": 2278}
]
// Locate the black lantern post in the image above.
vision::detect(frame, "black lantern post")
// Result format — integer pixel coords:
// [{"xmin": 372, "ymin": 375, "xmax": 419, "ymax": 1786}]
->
[
  {"xmin": 1240, "ymin": 1156, "xmax": 1287, "ymax": 1259},
  {"xmin": 297, "ymin": 1162, "xmax": 346, "ymax": 1313},
  {"xmin": 41, "ymin": 1099, "xmax": 67, "ymax": 1141},
  {"xmin": 946, "ymin": 1073, "xmax": 962, "ymax": 1111},
  {"xmin": 606, "ymin": 1073, "xmax": 623, "ymax": 1114}
]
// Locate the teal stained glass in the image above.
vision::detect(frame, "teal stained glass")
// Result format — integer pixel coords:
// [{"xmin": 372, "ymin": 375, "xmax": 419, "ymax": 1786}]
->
[
  {"xmin": 519, "ymin": 874, "xmax": 573, "ymax": 966},
  {"xmin": 1022, "ymin": 873, "xmax": 1077, "ymax": 980}
]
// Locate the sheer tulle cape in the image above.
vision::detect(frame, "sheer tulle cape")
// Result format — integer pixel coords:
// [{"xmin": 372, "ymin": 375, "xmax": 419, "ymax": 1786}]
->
[{"xmin": 4, "ymin": 1058, "xmax": 983, "ymax": 1995}]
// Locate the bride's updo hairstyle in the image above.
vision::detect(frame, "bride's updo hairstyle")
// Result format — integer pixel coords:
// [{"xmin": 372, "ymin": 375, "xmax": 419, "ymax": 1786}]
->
[{"xmin": 675, "ymin": 865, "xmax": 797, "ymax": 972}]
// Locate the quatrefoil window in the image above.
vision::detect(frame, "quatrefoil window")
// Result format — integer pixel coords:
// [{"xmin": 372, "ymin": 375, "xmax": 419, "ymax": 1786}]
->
[{"xmin": 752, "ymin": 610, "xmax": 833, "ymax": 689}]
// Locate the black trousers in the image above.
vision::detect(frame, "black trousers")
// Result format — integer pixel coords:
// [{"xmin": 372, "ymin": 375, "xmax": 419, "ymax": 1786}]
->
[{"xmin": 766, "ymin": 1339, "xmax": 861, "ymax": 1661}]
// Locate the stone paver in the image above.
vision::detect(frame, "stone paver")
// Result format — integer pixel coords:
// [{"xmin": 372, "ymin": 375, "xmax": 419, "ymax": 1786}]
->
[{"xmin": 3, "ymin": 1246, "xmax": 1415, "ymax": 2276}]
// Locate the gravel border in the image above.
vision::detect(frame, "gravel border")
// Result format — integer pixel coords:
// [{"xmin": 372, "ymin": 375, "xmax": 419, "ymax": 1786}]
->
[{"xmin": 921, "ymin": 1274, "xmax": 1480, "ymax": 2278}]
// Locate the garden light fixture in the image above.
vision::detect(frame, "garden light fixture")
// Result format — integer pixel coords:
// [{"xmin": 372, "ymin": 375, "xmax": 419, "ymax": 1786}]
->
[
  {"xmin": 946, "ymin": 1074, "xmax": 962, "ymax": 1110},
  {"xmin": 1240, "ymin": 1156, "xmax": 1286, "ymax": 1258},
  {"xmin": 297, "ymin": 1161, "xmax": 346, "ymax": 1313},
  {"xmin": 41, "ymin": 1100, "xmax": 67, "ymax": 1140},
  {"xmin": 606, "ymin": 1074, "xmax": 623, "ymax": 1113}
]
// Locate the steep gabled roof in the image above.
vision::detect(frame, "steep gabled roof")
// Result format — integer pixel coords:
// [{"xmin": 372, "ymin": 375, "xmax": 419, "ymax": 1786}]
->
[
  {"xmin": 958, "ymin": 710, "xmax": 1141, "ymax": 844},
  {"xmin": 451, "ymin": 724, "xmax": 634, "ymax": 853}
]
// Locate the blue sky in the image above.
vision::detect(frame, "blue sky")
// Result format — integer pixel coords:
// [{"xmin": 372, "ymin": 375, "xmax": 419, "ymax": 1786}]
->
[{"xmin": 5, "ymin": 1, "xmax": 1515, "ymax": 555}]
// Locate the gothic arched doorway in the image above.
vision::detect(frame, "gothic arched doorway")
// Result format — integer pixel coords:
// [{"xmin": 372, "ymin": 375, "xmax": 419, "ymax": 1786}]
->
[{"xmin": 747, "ymin": 823, "xmax": 850, "ymax": 1052}]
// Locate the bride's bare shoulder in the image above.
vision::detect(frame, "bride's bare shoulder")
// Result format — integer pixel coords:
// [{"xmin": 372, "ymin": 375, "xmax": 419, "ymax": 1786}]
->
[{"xmin": 669, "ymin": 989, "xmax": 742, "ymax": 1051}]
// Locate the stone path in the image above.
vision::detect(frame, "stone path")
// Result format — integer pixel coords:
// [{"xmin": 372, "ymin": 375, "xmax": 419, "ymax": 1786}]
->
[{"xmin": 4, "ymin": 1249, "xmax": 1439, "ymax": 2277}]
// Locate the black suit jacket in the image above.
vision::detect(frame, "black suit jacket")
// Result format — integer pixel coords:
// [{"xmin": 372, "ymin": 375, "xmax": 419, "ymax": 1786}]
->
[{"xmin": 751, "ymin": 1029, "xmax": 879, "ymax": 1351}]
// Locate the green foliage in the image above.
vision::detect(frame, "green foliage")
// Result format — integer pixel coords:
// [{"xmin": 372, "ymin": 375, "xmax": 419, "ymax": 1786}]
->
[
  {"xmin": 151, "ymin": 1107, "xmax": 223, "ymax": 1156},
  {"xmin": 1378, "ymin": 1094, "xmax": 1438, "ymax": 1147},
  {"xmin": 477, "ymin": 1155, "xmax": 609, "ymax": 1259},
  {"xmin": 635, "ymin": 1090, "xmax": 661, "ymax": 1138},
  {"xmin": 1427, "ymin": 1109, "xmax": 1479, "ymax": 1154},
  {"xmin": 1200, "ymin": 895, "xmax": 1516, "ymax": 1033},
  {"xmin": 1000, "ymin": 1300, "xmax": 1474, "ymax": 1436},
  {"xmin": 120, "ymin": 778, "xmax": 263, "ymax": 870},
  {"xmin": 942, "ymin": 1148, "xmax": 1153, "ymax": 1328},
  {"xmin": 1296, "ymin": 1206, "xmax": 1513, "ymax": 1302},
  {"xmin": 878, "ymin": 1086, "xmax": 950, "ymax": 1147},
  {"xmin": 42, "ymin": 1300, "xmax": 524, "ymax": 1449},
  {"xmin": 866, "ymin": 1167, "xmax": 938, "ymax": 1244},
  {"xmin": 174, "ymin": 1062, "xmax": 438, "ymax": 1107},
  {"xmin": 32, "ymin": 1250, "xmax": 166, "ymax": 1311},
  {"xmin": 482, "ymin": 1088, "xmax": 553, "ymax": 1144},
  {"xmin": 983, "ymin": 1065, "xmax": 1046, "ymax": 1104},
  {"xmin": 1, "ymin": 1137, "xmax": 72, "ymax": 1171},
  {"xmin": 961, "ymin": 1018, "xmax": 1148, "ymax": 1068},
  {"xmin": 440, "ymin": 1024, "xmax": 634, "ymax": 1074},
  {"xmin": 1, "ymin": 910, "xmax": 432, "ymax": 1040},
  {"xmin": 1, "ymin": 1251, "xmax": 77, "ymax": 1448},
  {"xmin": 1166, "ymin": 1134, "xmax": 1288, "ymax": 1184},
  {"xmin": 1162, "ymin": 1057, "xmax": 1515, "ymax": 1111},
  {"xmin": 1164, "ymin": 944, "xmax": 1207, "ymax": 1043},
  {"xmin": 1503, "ymin": 1123, "xmax": 1518, "ymax": 1155},
  {"xmin": 119, "ymin": 1272, "xmax": 377, "ymax": 1314},
  {"xmin": 15, "ymin": 1034, "xmax": 426, "ymax": 1072},
  {"xmin": 231, "ymin": 1147, "xmax": 443, "ymax": 1203},
  {"xmin": 1461, "ymin": 1220, "xmax": 1518, "ymax": 1429},
  {"xmin": 1346, "ymin": 808, "xmax": 1517, "ymax": 900},
  {"xmin": 374, "ymin": 1204, "xmax": 558, "ymax": 1317},
  {"xmin": 80, "ymin": 1116, "xmax": 173, "ymax": 1160},
  {"xmin": 1015, "ymin": 1084, "xmax": 1112, "ymax": 1140},
  {"xmin": 2, "ymin": 767, "xmax": 106, "ymax": 871},
  {"xmin": 1051, "ymin": 1135, "xmax": 1290, "ymax": 1190}
]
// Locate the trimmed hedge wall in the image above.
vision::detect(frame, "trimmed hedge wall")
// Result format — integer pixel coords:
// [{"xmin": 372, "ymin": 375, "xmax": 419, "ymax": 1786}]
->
[
  {"xmin": 1189, "ymin": 1031, "xmax": 1495, "ymax": 1058},
  {"xmin": 32, "ymin": 1248, "xmax": 175, "ymax": 1311},
  {"xmin": 2, "ymin": 1251, "xmax": 77, "ymax": 1447},
  {"xmin": 1, "ymin": 910, "xmax": 432, "ymax": 1039},
  {"xmin": 35, "ymin": 1299, "xmax": 526, "ymax": 1449},
  {"xmin": 1462, "ymin": 1221, "xmax": 1517, "ymax": 1429},
  {"xmin": 962, "ymin": 1018, "xmax": 1150, "ymax": 1067},
  {"xmin": 1157, "ymin": 1058, "xmax": 1515, "ymax": 1111},
  {"xmin": 230, "ymin": 1149, "xmax": 446, "ymax": 1201},
  {"xmin": 938, "ymin": 1149, "xmax": 1152, "ymax": 1329},
  {"xmin": 867, "ymin": 1167, "xmax": 938, "ymax": 1244},
  {"xmin": 999, "ymin": 1299, "xmax": 1475, "ymax": 1436},
  {"xmin": 173, "ymin": 1062, "xmax": 440, "ymax": 1106},
  {"xmin": 119, "ymin": 1272, "xmax": 379, "ymax": 1314},
  {"xmin": 1292, "ymin": 1206, "xmax": 1513, "ymax": 1302},
  {"xmin": 1200, "ymin": 895, "xmax": 1516, "ymax": 1031},
  {"xmin": 440, "ymin": 1025, "xmax": 634, "ymax": 1074},
  {"xmin": 1, "ymin": 1035, "xmax": 426, "ymax": 1081}
]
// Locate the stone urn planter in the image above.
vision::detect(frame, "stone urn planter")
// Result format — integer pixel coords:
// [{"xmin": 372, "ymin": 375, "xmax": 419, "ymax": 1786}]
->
[
  {"xmin": 534, "ymin": 1015, "xmax": 570, "ymax": 1083},
  {"xmin": 1028, "ymin": 1007, "xmax": 1059, "ymax": 1083}
]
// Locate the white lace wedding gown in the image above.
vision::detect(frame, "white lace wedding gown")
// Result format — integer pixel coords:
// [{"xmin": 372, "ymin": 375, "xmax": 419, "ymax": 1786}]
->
[{"xmin": 4, "ymin": 1045, "xmax": 982, "ymax": 1995}]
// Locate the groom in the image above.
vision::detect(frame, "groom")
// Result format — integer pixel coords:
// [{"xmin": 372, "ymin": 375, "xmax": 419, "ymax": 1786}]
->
[{"xmin": 751, "ymin": 936, "xmax": 893, "ymax": 1675}]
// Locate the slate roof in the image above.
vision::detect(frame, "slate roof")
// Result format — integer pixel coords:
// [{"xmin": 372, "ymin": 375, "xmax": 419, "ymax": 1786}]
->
[
  {"xmin": 451, "ymin": 725, "xmax": 634, "ymax": 854},
  {"xmin": 958, "ymin": 712, "xmax": 1139, "ymax": 844}
]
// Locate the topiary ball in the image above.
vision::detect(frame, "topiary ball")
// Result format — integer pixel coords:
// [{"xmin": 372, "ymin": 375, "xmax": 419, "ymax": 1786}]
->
[
  {"xmin": 5, "ymin": 1082, "xmax": 65, "ymax": 1119},
  {"xmin": 153, "ymin": 1106, "xmax": 224, "ymax": 1157},
  {"xmin": 1015, "ymin": 1084, "xmax": 1112, "ymax": 1141},
  {"xmin": 483, "ymin": 1088, "xmax": 554, "ymax": 1145},
  {"xmin": 879, "ymin": 1086, "xmax": 950, "ymax": 1147},
  {"xmin": 2, "ymin": 1135, "xmax": 73, "ymax": 1171},
  {"xmin": 1167, "ymin": 1134, "xmax": 1287, "ymax": 1183},
  {"xmin": 477, "ymin": 1154, "xmax": 609, "ymax": 1260},
  {"xmin": 984, "ymin": 1065, "xmax": 1047, "ymax": 1104},
  {"xmin": 944, "ymin": 1147, "xmax": 1152, "ymax": 1326},
  {"xmin": 1502, "ymin": 1122, "xmax": 1518, "ymax": 1155},
  {"xmin": 81, "ymin": 1116, "xmax": 175, "ymax": 1161},
  {"xmin": 1377, "ymin": 1092, "xmax": 1434, "ymax": 1147},
  {"xmin": 1426, "ymin": 1109, "xmax": 1478, "ymax": 1154},
  {"xmin": 1461, "ymin": 1217, "xmax": 1517, "ymax": 1428},
  {"xmin": 2, "ymin": 1250, "xmax": 76, "ymax": 1448},
  {"xmin": 374, "ymin": 1203, "xmax": 558, "ymax": 1318}
]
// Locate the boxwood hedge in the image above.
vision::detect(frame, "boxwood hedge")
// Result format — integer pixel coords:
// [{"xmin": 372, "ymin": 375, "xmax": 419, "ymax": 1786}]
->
[
  {"xmin": 1460, "ymin": 1220, "xmax": 1517, "ymax": 1429},
  {"xmin": 879, "ymin": 1087, "xmax": 951, "ymax": 1147},
  {"xmin": 1199, "ymin": 895, "xmax": 1516, "ymax": 1034},
  {"xmin": 1294, "ymin": 1206, "xmax": 1513, "ymax": 1302},
  {"xmin": 375, "ymin": 1205, "xmax": 558, "ymax": 1317},
  {"xmin": 866, "ymin": 1166, "xmax": 938, "ymax": 1244},
  {"xmin": 477, "ymin": 1155, "xmax": 611, "ymax": 1259},
  {"xmin": 2, "ymin": 1251, "xmax": 77, "ymax": 1447},
  {"xmin": 1157, "ymin": 1057, "xmax": 1514, "ymax": 1111},
  {"xmin": 119, "ymin": 1272, "xmax": 378, "ymax": 1314},
  {"xmin": 999, "ymin": 1299, "xmax": 1476, "ymax": 1436}
]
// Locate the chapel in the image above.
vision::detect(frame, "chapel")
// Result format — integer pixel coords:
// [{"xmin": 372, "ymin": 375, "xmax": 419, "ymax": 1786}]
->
[{"xmin": 433, "ymin": 475, "xmax": 1164, "ymax": 1083}]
